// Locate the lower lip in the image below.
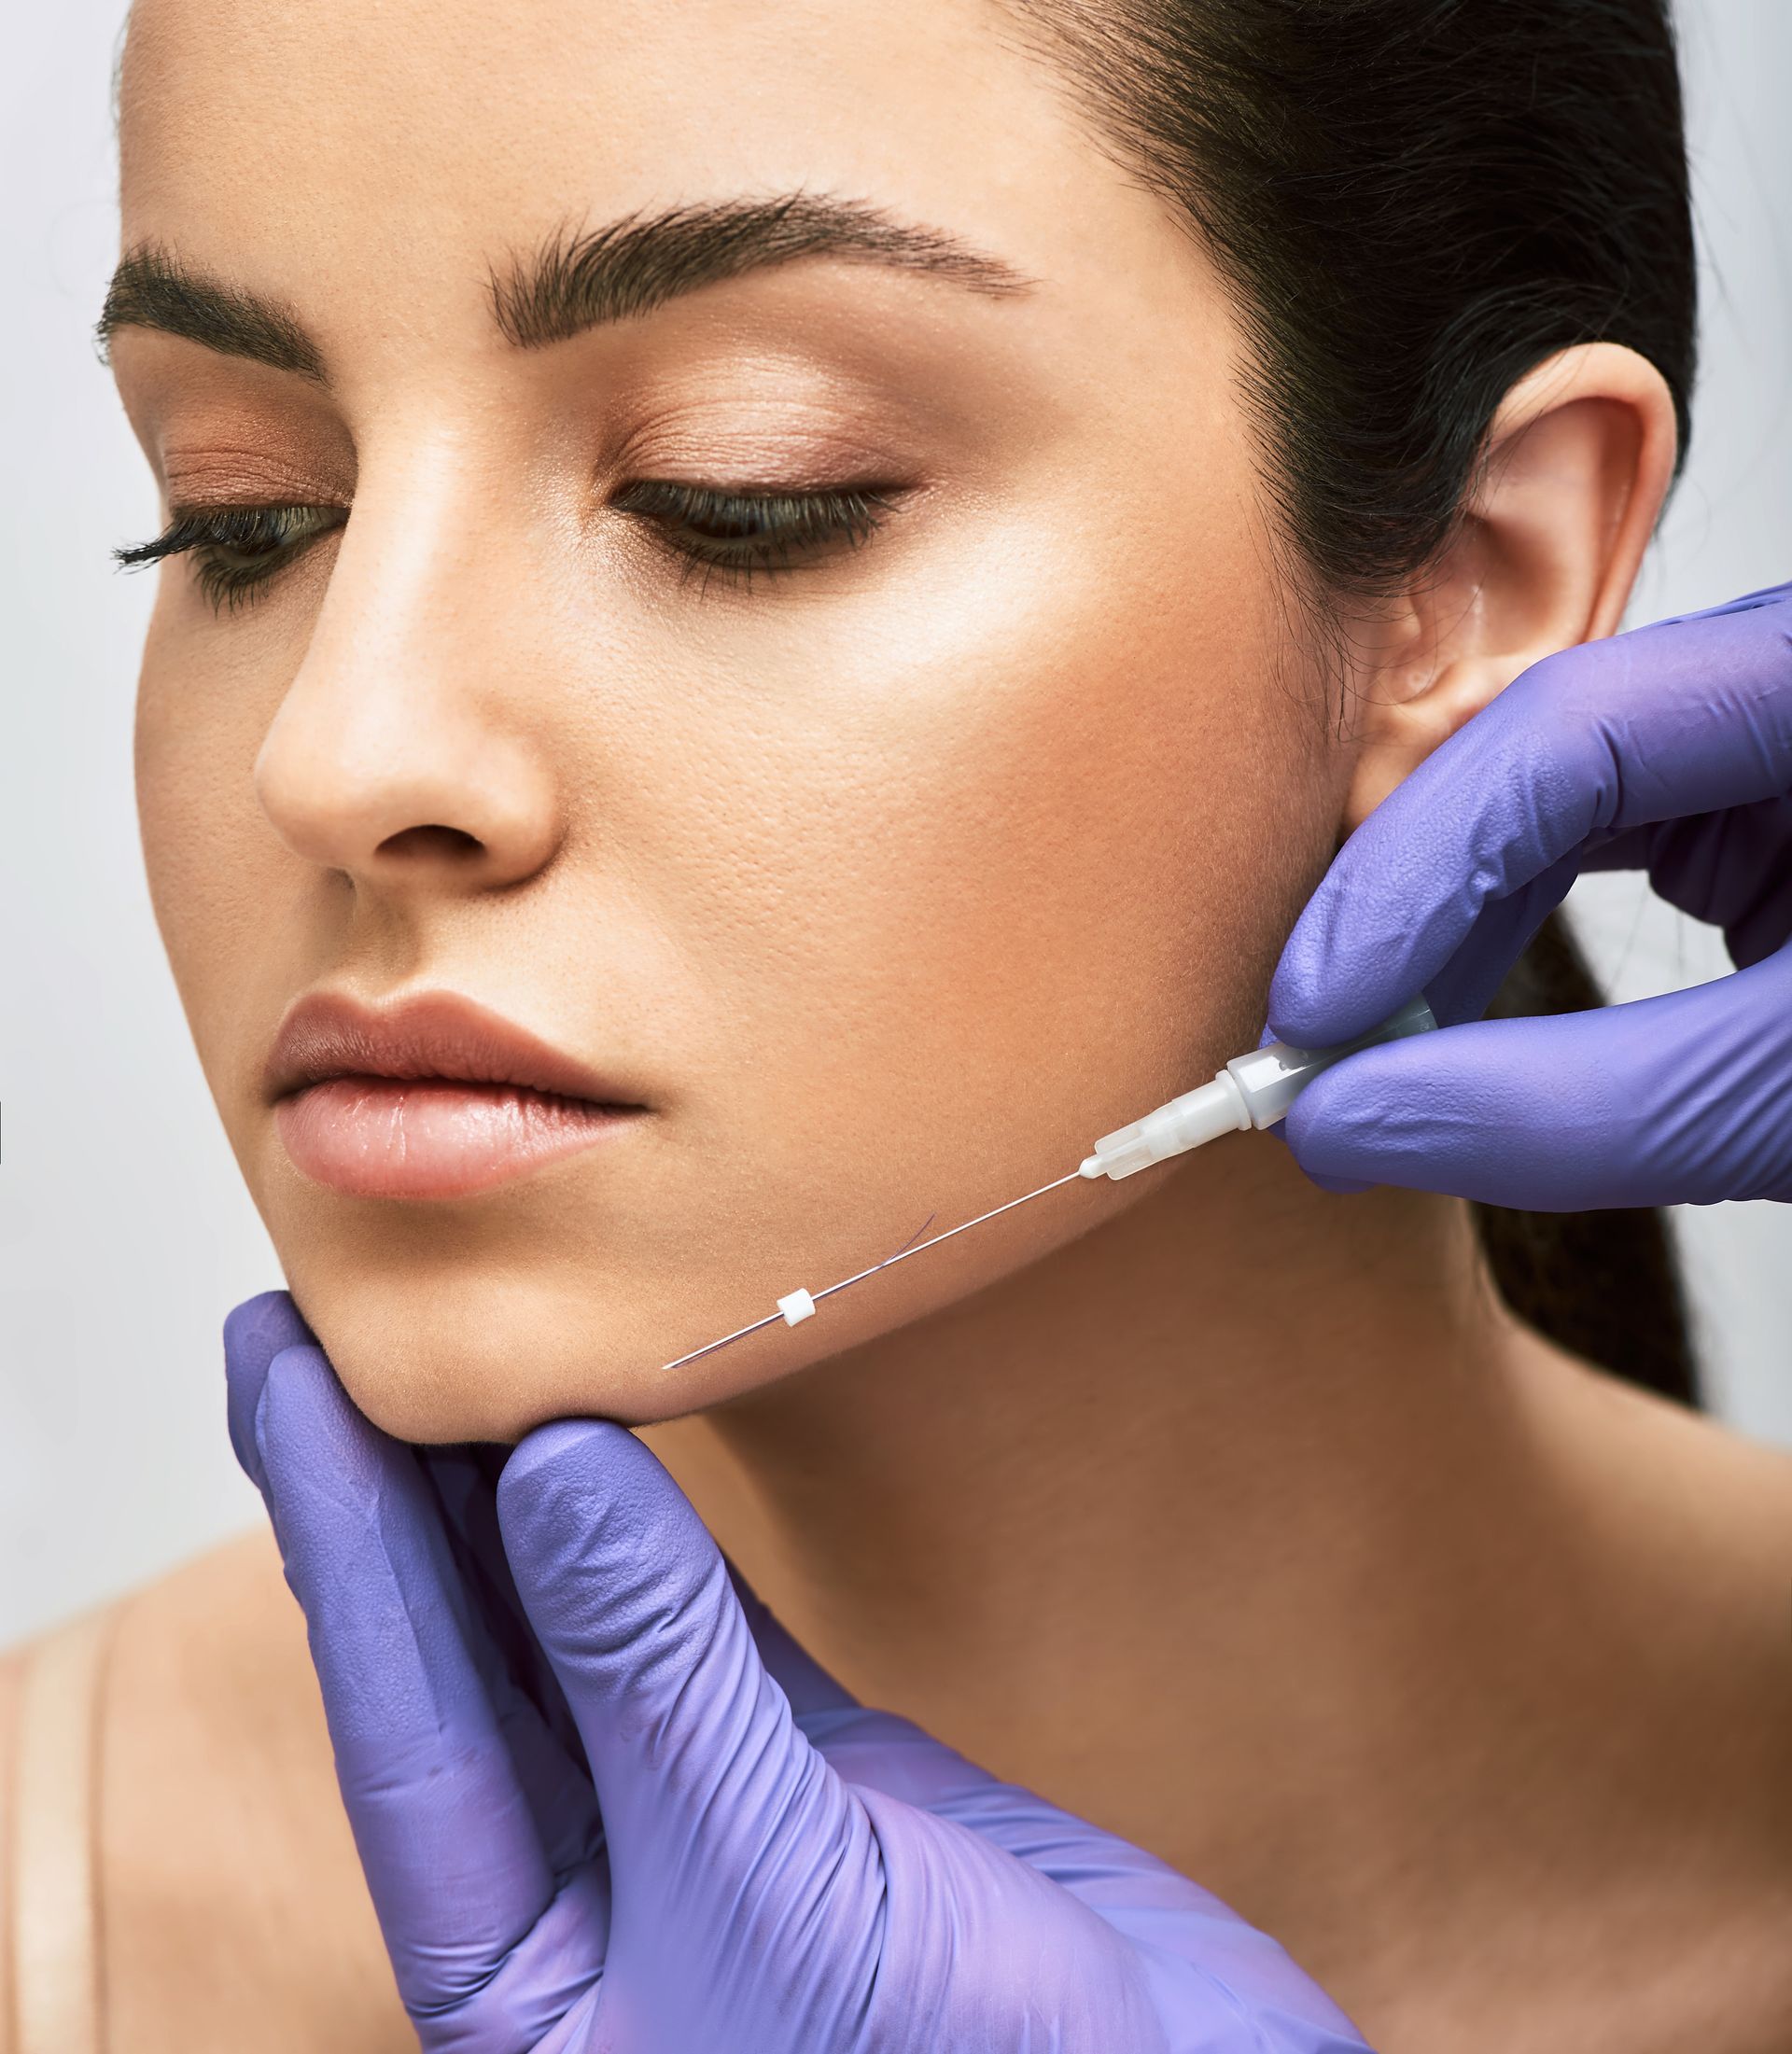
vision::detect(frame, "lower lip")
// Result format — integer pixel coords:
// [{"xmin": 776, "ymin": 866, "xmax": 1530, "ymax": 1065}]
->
[{"xmin": 274, "ymin": 1077, "xmax": 642, "ymax": 1199}]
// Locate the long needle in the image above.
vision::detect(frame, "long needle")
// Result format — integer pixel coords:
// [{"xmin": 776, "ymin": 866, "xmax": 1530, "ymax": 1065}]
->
[
  {"xmin": 659, "ymin": 1306, "xmax": 787, "ymax": 1374},
  {"xmin": 660, "ymin": 1165, "xmax": 1086, "ymax": 1375},
  {"xmin": 810, "ymin": 1168, "xmax": 1085, "ymax": 1305}
]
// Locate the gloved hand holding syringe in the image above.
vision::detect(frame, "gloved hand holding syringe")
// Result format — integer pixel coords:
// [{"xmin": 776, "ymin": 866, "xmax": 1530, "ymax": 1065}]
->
[{"xmin": 664, "ymin": 998, "xmax": 1437, "ymax": 1373}]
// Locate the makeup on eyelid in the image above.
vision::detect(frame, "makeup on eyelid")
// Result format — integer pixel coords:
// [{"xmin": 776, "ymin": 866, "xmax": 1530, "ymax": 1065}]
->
[
  {"xmin": 118, "ymin": 476, "xmax": 904, "ymax": 611},
  {"xmin": 132, "ymin": 390, "xmax": 938, "ymax": 608}
]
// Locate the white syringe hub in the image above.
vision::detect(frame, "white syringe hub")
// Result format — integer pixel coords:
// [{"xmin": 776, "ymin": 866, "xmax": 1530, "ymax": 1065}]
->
[{"xmin": 1078, "ymin": 994, "xmax": 1437, "ymax": 1181}]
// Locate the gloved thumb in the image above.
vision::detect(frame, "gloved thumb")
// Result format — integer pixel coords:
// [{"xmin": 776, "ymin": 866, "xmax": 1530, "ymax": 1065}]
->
[
  {"xmin": 496, "ymin": 1422, "xmax": 864, "ymax": 1922},
  {"xmin": 1283, "ymin": 944, "xmax": 1792, "ymax": 1209},
  {"xmin": 222, "ymin": 1288, "xmax": 318, "ymax": 1493}
]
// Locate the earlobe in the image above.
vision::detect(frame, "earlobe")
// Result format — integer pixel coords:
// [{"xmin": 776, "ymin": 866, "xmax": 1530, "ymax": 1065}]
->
[{"xmin": 1342, "ymin": 342, "xmax": 1679, "ymax": 832}]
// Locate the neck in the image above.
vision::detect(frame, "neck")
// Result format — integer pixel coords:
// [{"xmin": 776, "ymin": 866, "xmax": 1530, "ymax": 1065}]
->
[{"xmin": 640, "ymin": 1139, "xmax": 1624, "ymax": 1932}]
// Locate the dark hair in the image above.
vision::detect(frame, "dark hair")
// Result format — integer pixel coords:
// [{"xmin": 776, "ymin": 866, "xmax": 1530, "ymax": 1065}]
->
[{"xmin": 1002, "ymin": 0, "xmax": 1701, "ymax": 1401}]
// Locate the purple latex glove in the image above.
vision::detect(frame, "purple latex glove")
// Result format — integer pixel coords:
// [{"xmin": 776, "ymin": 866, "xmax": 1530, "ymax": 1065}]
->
[
  {"xmin": 224, "ymin": 1289, "xmax": 1368, "ymax": 2054},
  {"xmin": 1269, "ymin": 581, "xmax": 1792, "ymax": 1208}
]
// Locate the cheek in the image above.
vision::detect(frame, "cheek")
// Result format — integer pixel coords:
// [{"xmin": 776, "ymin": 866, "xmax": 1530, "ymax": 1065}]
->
[
  {"xmin": 400, "ymin": 514, "xmax": 1346, "ymax": 1432},
  {"xmin": 133, "ymin": 602, "xmax": 304, "ymax": 1118},
  {"xmin": 138, "ymin": 485, "xmax": 1347, "ymax": 1440},
  {"xmin": 659, "ymin": 521, "xmax": 1344, "ymax": 1196}
]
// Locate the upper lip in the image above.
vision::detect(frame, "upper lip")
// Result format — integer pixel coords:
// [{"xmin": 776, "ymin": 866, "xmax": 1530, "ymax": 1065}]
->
[{"xmin": 263, "ymin": 989, "xmax": 639, "ymax": 1107}]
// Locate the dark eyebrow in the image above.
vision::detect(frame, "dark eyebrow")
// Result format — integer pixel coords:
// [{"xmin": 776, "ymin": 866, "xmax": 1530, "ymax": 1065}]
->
[
  {"xmin": 488, "ymin": 191, "xmax": 1036, "ymax": 347},
  {"xmin": 94, "ymin": 243, "xmax": 327, "ymax": 382},
  {"xmin": 94, "ymin": 194, "xmax": 1034, "ymax": 382}
]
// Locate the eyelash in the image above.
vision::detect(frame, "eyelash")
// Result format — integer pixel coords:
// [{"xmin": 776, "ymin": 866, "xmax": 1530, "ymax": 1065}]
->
[
  {"xmin": 113, "ymin": 481, "xmax": 899, "ymax": 616},
  {"xmin": 112, "ymin": 503, "xmax": 345, "ymax": 616},
  {"xmin": 613, "ymin": 480, "xmax": 896, "ymax": 595}
]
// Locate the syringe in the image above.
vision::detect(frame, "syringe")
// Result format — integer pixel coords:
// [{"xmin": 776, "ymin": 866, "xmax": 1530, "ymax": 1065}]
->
[{"xmin": 662, "ymin": 994, "xmax": 1436, "ymax": 1374}]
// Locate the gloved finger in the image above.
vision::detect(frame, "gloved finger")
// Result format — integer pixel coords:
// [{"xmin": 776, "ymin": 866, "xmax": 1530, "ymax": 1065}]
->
[
  {"xmin": 1265, "ymin": 845, "xmax": 1571, "ymax": 1200},
  {"xmin": 1281, "ymin": 943, "xmax": 1792, "ymax": 1208},
  {"xmin": 721, "ymin": 1568, "xmax": 1075, "ymax": 1841},
  {"xmin": 496, "ymin": 1424, "xmax": 870, "ymax": 1935},
  {"xmin": 1270, "ymin": 581, "xmax": 1792, "ymax": 1048},
  {"xmin": 1249, "ymin": 1027, "xmax": 1369, "ymax": 1190},
  {"xmin": 1579, "ymin": 793, "xmax": 1792, "ymax": 969},
  {"xmin": 797, "ymin": 1701, "xmax": 1200, "ymax": 1896},
  {"xmin": 721, "ymin": 1564, "xmax": 1106, "ymax": 1857},
  {"xmin": 234, "ymin": 1332, "xmax": 609, "ymax": 2037},
  {"xmin": 722, "ymin": 1571, "xmax": 1046, "ymax": 1822},
  {"xmin": 223, "ymin": 1287, "xmax": 315, "ymax": 1491},
  {"xmin": 763, "ymin": 1684, "xmax": 1368, "ymax": 2052},
  {"xmin": 421, "ymin": 1443, "xmax": 590, "ymax": 1782},
  {"xmin": 681, "ymin": 1537, "xmax": 1212, "ymax": 1936},
  {"xmin": 226, "ymin": 1300, "xmax": 600, "ymax": 1880},
  {"xmin": 1409, "ymin": 855, "xmax": 1581, "ymax": 1029}
]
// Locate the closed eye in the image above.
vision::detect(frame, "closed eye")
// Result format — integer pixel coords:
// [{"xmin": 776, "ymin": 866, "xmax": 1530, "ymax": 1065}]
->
[
  {"xmin": 114, "ymin": 503, "xmax": 346, "ymax": 616},
  {"xmin": 113, "ymin": 477, "xmax": 903, "ymax": 616},
  {"xmin": 611, "ymin": 480, "xmax": 901, "ymax": 592}
]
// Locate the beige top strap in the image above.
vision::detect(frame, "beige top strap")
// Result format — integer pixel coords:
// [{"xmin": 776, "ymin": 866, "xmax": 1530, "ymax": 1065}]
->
[{"xmin": 4, "ymin": 1608, "xmax": 116, "ymax": 2054}]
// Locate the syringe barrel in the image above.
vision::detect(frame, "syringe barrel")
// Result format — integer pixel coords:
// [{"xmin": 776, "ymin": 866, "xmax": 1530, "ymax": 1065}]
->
[
  {"xmin": 1081, "ymin": 1072, "xmax": 1252, "ymax": 1181},
  {"xmin": 1225, "ymin": 992, "xmax": 1437, "ymax": 1130},
  {"xmin": 1082, "ymin": 993, "xmax": 1437, "ymax": 1180}
]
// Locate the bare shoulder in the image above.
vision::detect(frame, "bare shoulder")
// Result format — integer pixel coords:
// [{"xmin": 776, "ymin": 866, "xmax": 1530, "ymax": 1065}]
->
[{"xmin": 94, "ymin": 1533, "xmax": 413, "ymax": 2052}]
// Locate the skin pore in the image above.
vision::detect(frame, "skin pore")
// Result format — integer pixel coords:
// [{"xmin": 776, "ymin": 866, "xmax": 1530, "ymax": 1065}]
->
[{"xmin": 81, "ymin": 0, "xmax": 1792, "ymax": 2047}]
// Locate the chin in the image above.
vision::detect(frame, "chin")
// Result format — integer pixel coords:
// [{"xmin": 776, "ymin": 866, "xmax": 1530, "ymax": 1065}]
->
[
  {"xmin": 273, "ymin": 1176, "xmax": 1102, "ymax": 1446},
  {"xmin": 259, "ymin": 1100, "xmax": 1136, "ymax": 1446},
  {"xmin": 275, "ymin": 1240, "xmax": 856, "ymax": 1445},
  {"xmin": 279, "ymin": 1262, "xmax": 682, "ymax": 1446}
]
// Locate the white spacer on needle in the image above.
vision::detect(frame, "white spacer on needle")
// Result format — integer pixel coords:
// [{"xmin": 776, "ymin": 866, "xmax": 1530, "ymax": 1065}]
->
[{"xmin": 777, "ymin": 1288, "xmax": 817, "ymax": 1326}]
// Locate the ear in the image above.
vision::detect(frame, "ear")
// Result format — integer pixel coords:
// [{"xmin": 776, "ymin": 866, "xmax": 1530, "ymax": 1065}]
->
[{"xmin": 1343, "ymin": 342, "xmax": 1679, "ymax": 831}]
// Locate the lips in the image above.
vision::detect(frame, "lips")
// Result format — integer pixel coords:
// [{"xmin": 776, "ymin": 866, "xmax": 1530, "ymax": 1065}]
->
[{"xmin": 265, "ymin": 989, "xmax": 646, "ymax": 1200}]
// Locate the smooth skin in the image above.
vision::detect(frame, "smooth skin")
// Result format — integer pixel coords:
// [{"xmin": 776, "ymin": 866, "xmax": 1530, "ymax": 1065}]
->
[{"xmin": 22, "ymin": 0, "xmax": 1790, "ymax": 2046}]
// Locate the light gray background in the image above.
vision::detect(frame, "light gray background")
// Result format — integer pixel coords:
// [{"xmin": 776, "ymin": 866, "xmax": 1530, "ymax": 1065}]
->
[{"xmin": 2, "ymin": 1, "xmax": 1786, "ymax": 1647}]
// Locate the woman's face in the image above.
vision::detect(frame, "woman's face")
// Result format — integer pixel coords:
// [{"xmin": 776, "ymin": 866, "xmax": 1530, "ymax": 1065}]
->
[{"xmin": 114, "ymin": 0, "xmax": 1352, "ymax": 1440}]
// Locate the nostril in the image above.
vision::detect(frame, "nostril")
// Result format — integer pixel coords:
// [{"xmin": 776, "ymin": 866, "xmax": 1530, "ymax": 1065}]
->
[{"xmin": 376, "ymin": 823, "xmax": 483, "ymax": 861}]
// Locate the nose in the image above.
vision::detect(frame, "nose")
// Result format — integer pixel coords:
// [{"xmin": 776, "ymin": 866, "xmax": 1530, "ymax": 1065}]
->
[{"xmin": 254, "ymin": 459, "xmax": 566, "ymax": 897}]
